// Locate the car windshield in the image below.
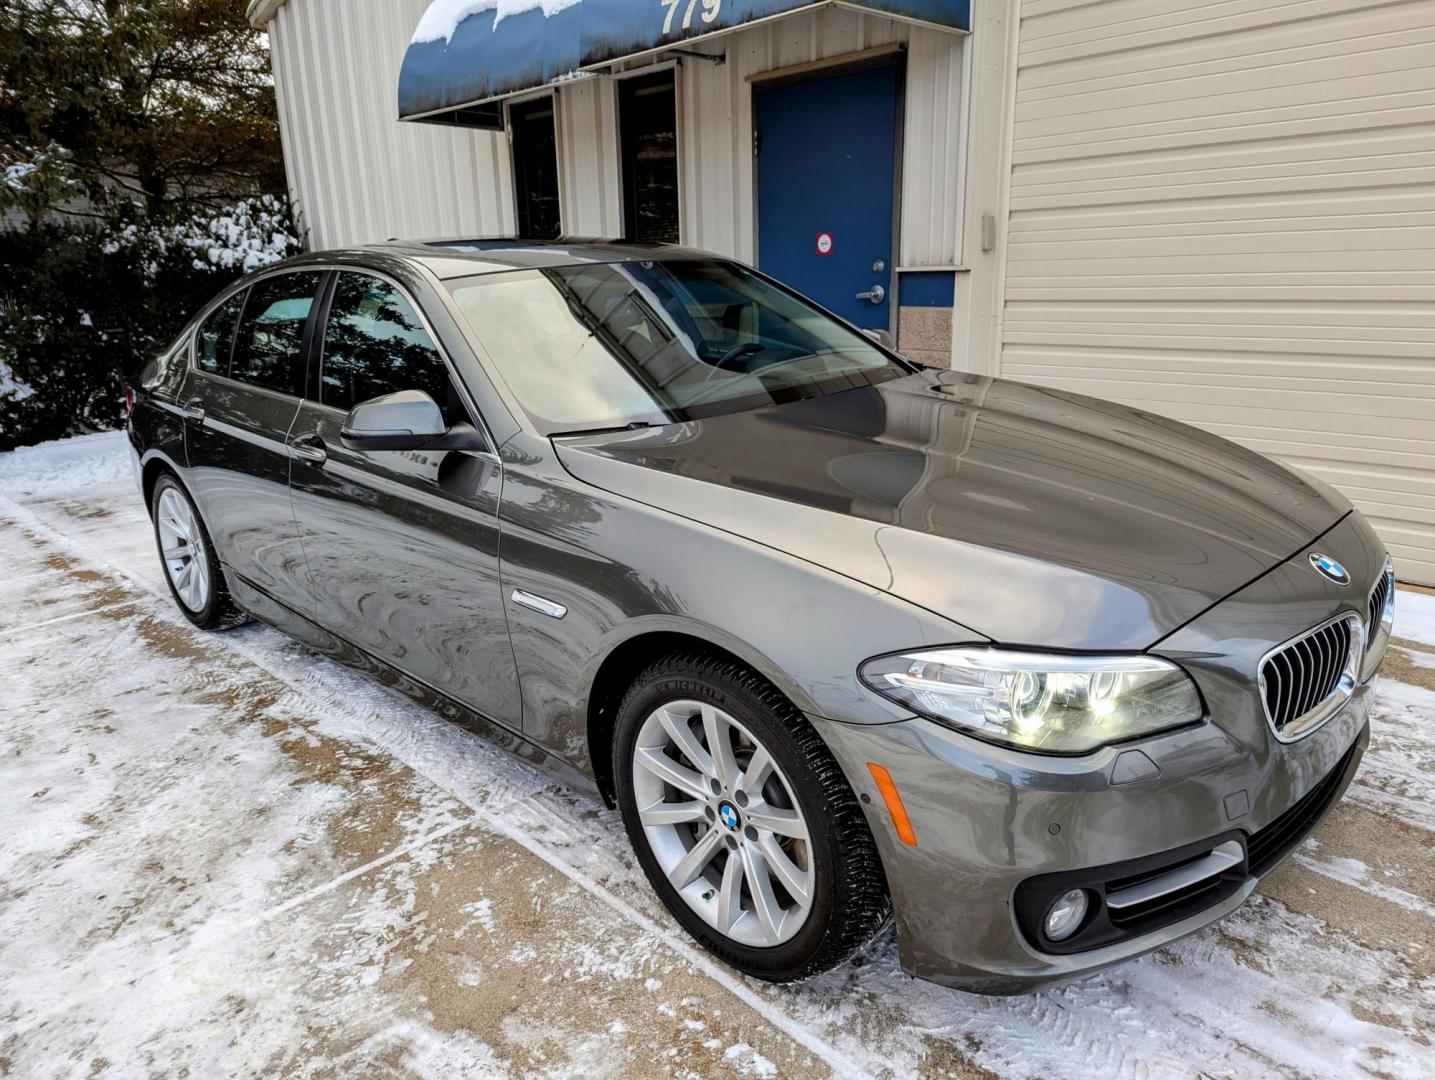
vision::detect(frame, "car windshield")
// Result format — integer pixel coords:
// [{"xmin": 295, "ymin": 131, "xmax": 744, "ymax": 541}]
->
[{"xmin": 444, "ymin": 258, "xmax": 910, "ymax": 435}]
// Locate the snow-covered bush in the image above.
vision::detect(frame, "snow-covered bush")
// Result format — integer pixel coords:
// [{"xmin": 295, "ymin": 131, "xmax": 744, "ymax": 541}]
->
[
  {"xmin": 181, "ymin": 194, "xmax": 302, "ymax": 272},
  {"xmin": 0, "ymin": 196, "xmax": 305, "ymax": 449},
  {"xmin": 1, "ymin": 144, "xmax": 84, "ymax": 214},
  {"xmin": 98, "ymin": 196, "xmax": 303, "ymax": 281}
]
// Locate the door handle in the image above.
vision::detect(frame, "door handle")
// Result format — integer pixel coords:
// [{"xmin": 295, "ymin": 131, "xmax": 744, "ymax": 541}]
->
[
  {"xmin": 289, "ymin": 433, "xmax": 327, "ymax": 465},
  {"xmin": 856, "ymin": 284, "xmax": 886, "ymax": 304},
  {"xmin": 181, "ymin": 398, "xmax": 205, "ymax": 423}
]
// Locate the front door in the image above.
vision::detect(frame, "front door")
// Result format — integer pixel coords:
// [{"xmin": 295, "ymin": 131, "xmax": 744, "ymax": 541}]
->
[
  {"xmin": 754, "ymin": 62, "xmax": 899, "ymax": 330},
  {"xmin": 286, "ymin": 270, "xmax": 522, "ymax": 731}
]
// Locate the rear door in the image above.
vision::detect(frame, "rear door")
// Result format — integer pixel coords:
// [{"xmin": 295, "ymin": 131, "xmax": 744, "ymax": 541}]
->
[
  {"xmin": 181, "ymin": 269, "xmax": 327, "ymax": 604},
  {"xmin": 287, "ymin": 269, "xmax": 521, "ymax": 730}
]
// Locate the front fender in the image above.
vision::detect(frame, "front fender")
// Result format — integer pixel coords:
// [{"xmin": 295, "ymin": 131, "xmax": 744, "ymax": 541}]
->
[{"xmin": 495, "ymin": 442, "xmax": 982, "ymax": 779}]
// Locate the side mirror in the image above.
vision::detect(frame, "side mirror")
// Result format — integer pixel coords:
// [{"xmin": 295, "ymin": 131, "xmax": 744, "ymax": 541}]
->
[{"xmin": 339, "ymin": 389, "xmax": 487, "ymax": 453}]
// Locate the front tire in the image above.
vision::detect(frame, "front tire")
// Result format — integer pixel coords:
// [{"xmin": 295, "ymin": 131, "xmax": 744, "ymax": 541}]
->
[
  {"xmin": 614, "ymin": 652, "xmax": 890, "ymax": 981},
  {"xmin": 150, "ymin": 473, "xmax": 246, "ymax": 631}
]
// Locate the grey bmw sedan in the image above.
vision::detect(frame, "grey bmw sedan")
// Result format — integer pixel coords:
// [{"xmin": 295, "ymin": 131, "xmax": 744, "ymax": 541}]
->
[{"xmin": 126, "ymin": 240, "xmax": 1394, "ymax": 994}]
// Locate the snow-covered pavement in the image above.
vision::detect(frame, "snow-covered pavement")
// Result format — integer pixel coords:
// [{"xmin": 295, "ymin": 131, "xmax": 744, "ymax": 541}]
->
[{"xmin": 3, "ymin": 430, "xmax": 1434, "ymax": 1078}]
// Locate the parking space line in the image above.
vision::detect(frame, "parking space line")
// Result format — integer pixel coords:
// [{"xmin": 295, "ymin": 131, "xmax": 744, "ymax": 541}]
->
[
  {"xmin": 0, "ymin": 818, "xmax": 479, "ymax": 1045},
  {"xmin": 2, "ymin": 600, "xmax": 138, "ymax": 638},
  {"xmin": 260, "ymin": 818, "xmax": 475, "ymax": 922}
]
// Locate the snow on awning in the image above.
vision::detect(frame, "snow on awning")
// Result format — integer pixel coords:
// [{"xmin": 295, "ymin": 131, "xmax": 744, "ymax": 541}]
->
[{"xmin": 398, "ymin": 0, "xmax": 970, "ymax": 122}]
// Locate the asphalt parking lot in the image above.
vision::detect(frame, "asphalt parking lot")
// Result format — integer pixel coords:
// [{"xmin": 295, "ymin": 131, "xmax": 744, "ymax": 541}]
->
[{"xmin": 3, "ymin": 432, "xmax": 1434, "ymax": 1079}]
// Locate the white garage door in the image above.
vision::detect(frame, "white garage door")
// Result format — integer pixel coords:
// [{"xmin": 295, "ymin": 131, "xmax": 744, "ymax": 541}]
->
[{"xmin": 999, "ymin": 0, "xmax": 1435, "ymax": 586}]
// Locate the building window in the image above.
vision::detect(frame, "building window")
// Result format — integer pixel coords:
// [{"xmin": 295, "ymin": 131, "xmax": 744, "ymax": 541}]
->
[
  {"xmin": 510, "ymin": 97, "xmax": 561, "ymax": 239},
  {"xmin": 619, "ymin": 71, "xmax": 679, "ymax": 244}
]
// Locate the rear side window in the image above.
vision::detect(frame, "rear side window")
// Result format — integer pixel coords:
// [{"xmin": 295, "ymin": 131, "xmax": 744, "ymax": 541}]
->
[
  {"xmin": 319, "ymin": 271, "xmax": 461, "ymax": 422},
  {"xmin": 194, "ymin": 289, "xmax": 246, "ymax": 375},
  {"xmin": 230, "ymin": 272, "xmax": 323, "ymax": 394}
]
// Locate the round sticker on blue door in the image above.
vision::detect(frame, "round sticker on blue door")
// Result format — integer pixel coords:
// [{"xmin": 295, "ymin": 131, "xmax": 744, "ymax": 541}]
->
[{"xmin": 816, "ymin": 232, "xmax": 833, "ymax": 256}]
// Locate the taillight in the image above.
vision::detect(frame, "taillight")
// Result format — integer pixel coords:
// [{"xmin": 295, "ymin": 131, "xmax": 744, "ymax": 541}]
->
[{"xmin": 122, "ymin": 387, "xmax": 136, "ymax": 416}]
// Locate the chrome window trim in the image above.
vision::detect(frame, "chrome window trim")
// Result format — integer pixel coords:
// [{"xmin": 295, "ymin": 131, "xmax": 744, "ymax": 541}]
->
[
  {"xmin": 1257, "ymin": 611, "xmax": 1364, "ymax": 744},
  {"xmin": 187, "ymin": 366, "xmax": 309, "ymax": 409}
]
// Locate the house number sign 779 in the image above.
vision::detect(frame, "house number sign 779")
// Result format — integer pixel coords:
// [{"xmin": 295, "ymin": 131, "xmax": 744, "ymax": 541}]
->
[{"xmin": 661, "ymin": 0, "xmax": 721, "ymax": 35}]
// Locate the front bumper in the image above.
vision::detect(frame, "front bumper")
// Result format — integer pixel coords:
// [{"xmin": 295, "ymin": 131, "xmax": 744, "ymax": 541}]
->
[{"xmin": 814, "ymin": 697, "xmax": 1370, "ymax": 994}]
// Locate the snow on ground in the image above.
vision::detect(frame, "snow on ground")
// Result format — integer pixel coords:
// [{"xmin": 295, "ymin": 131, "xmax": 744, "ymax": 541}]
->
[
  {"xmin": 0, "ymin": 430, "xmax": 132, "ymax": 496},
  {"xmin": 1395, "ymin": 589, "xmax": 1435, "ymax": 651},
  {"xmin": 2, "ymin": 430, "xmax": 1435, "ymax": 1078}
]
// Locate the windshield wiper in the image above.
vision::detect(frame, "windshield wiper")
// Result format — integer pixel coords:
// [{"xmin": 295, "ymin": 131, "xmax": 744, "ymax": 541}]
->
[{"xmin": 549, "ymin": 420, "xmax": 658, "ymax": 439}]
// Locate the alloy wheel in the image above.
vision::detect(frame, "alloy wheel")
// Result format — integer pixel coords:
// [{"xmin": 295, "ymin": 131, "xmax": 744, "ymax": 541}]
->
[
  {"xmin": 155, "ymin": 487, "xmax": 209, "ymax": 613},
  {"xmin": 631, "ymin": 699, "xmax": 814, "ymax": 947}
]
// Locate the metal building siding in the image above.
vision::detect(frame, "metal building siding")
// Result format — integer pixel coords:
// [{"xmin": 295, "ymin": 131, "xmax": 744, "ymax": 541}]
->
[
  {"xmin": 268, "ymin": 0, "xmax": 514, "ymax": 248},
  {"xmin": 999, "ymin": 0, "xmax": 1435, "ymax": 586},
  {"xmin": 556, "ymin": 78, "xmax": 624, "ymax": 236},
  {"xmin": 264, "ymin": 1, "xmax": 964, "ymax": 266}
]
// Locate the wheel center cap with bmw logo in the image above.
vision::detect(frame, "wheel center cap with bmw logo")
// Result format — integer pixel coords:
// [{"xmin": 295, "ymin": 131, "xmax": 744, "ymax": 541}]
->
[
  {"xmin": 1309, "ymin": 552, "xmax": 1350, "ymax": 586},
  {"xmin": 717, "ymin": 801, "xmax": 741, "ymax": 830}
]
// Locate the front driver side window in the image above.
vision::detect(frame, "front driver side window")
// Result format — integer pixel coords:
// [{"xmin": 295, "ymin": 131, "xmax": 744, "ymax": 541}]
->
[{"xmin": 320, "ymin": 272, "xmax": 463, "ymax": 424}]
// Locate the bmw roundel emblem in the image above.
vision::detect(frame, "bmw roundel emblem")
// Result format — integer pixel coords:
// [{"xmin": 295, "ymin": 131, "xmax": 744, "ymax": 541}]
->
[
  {"xmin": 717, "ymin": 801, "xmax": 740, "ymax": 830},
  {"xmin": 1309, "ymin": 552, "xmax": 1350, "ymax": 586}
]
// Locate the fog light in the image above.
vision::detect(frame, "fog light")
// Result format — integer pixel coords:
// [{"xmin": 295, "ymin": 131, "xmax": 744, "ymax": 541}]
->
[{"xmin": 1044, "ymin": 889, "xmax": 1089, "ymax": 942}]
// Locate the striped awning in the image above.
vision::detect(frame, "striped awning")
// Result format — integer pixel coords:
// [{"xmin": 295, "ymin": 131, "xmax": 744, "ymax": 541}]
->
[{"xmin": 398, "ymin": 0, "xmax": 970, "ymax": 123}]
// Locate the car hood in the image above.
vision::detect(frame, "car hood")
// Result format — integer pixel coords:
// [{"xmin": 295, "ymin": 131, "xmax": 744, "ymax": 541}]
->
[{"xmin": 552, "ymin": 370, "xmax": 1349, "ymax": 649}]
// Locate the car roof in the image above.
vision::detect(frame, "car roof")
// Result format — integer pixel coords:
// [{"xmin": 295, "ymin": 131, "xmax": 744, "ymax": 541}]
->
[{"xmin": 286, "ymin": 238, "xmax": 723, "ymax": 281}]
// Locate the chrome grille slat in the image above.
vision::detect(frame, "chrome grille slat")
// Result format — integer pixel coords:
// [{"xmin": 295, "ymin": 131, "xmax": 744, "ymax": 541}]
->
[
  {"xmin": 1311, "ymin": 629, "xmax": 1332, "ymax": 717},
  {"xmin": 1323, "ymin": 623, "xmax": 1343, "ymax": 695},
  {"xmin": 1362, "ymin": 561, "xmax": 1395, "ymax": 682},
  {"xmin": 1303, "ymin": 637, "xmax": 1319, "ymax": 715},
  {"xmin": 1318, "ymin": 626, "xmax": 1335, "ymax": 690},
  {"xmin": 1294, "ymin": 639, "xmax": 1317, "ymax": 719},
  {"xmin": 1266, "ymin": 655, "xmax": 1284, "ymax": 726},
  {"xmin": 1259, "ymin": 614, "xmax": 1361, "ymax": 742},
  {"xmin": 1278, "ymin": 651, "xmax": 1294, "ymax": 724},
  {"xmin": 1366, "ymin": 571, "xmax": 1392, "ymax": 651},
  {"xmin": 1285, "ymin": 644, "xmax": 1304, "ymax": 720}
]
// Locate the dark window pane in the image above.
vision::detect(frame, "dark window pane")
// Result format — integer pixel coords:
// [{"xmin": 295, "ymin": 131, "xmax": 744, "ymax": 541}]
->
[
  {"xmin": 230, "ymin": 273, "xmax": 321, "ymax": 394},
  {"xmin": 620, "ymin": 72, "xmax": 679, "ymax": 244},
  {"xmin": 195, "ymin": 290, "xmax": 246, "ymax": 375},
  {"xmin": 320, "ymin": 272, "xmax": 460, "ymax": 423},
  {"xmin": 511, "ymin": 98, "xmax": 561, "ymax": 240}
]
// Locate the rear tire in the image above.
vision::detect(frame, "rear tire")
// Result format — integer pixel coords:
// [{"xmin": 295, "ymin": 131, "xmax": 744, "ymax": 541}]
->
[
  {"xmin": 613, "ymin": 651, "xmax": 890, "ymax": 981},
  {"xmin": 150, "ymin": 473, "xmax": 247, "ymax": 631}
]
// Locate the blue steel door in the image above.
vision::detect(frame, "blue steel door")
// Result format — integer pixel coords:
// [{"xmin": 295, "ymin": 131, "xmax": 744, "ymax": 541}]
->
[{"xmin": 755, "ymin": 63, "xmax": 898, "ymax": 329}]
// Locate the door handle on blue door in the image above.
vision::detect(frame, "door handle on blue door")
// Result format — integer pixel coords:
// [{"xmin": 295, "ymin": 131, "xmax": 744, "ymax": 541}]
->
[
  {"xmin": 289, "ymin": 433, "xmax": 327, "ymax": 465},
  {"xmin": 856, "ymin": 285, "xmax": 885, "ymax": 304}
]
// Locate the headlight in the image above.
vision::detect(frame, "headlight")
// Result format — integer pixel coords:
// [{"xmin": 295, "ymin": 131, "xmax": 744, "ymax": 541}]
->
[{"xmin": 859, "ymin": 647, "xmax": 1203, "ymax": 754}]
